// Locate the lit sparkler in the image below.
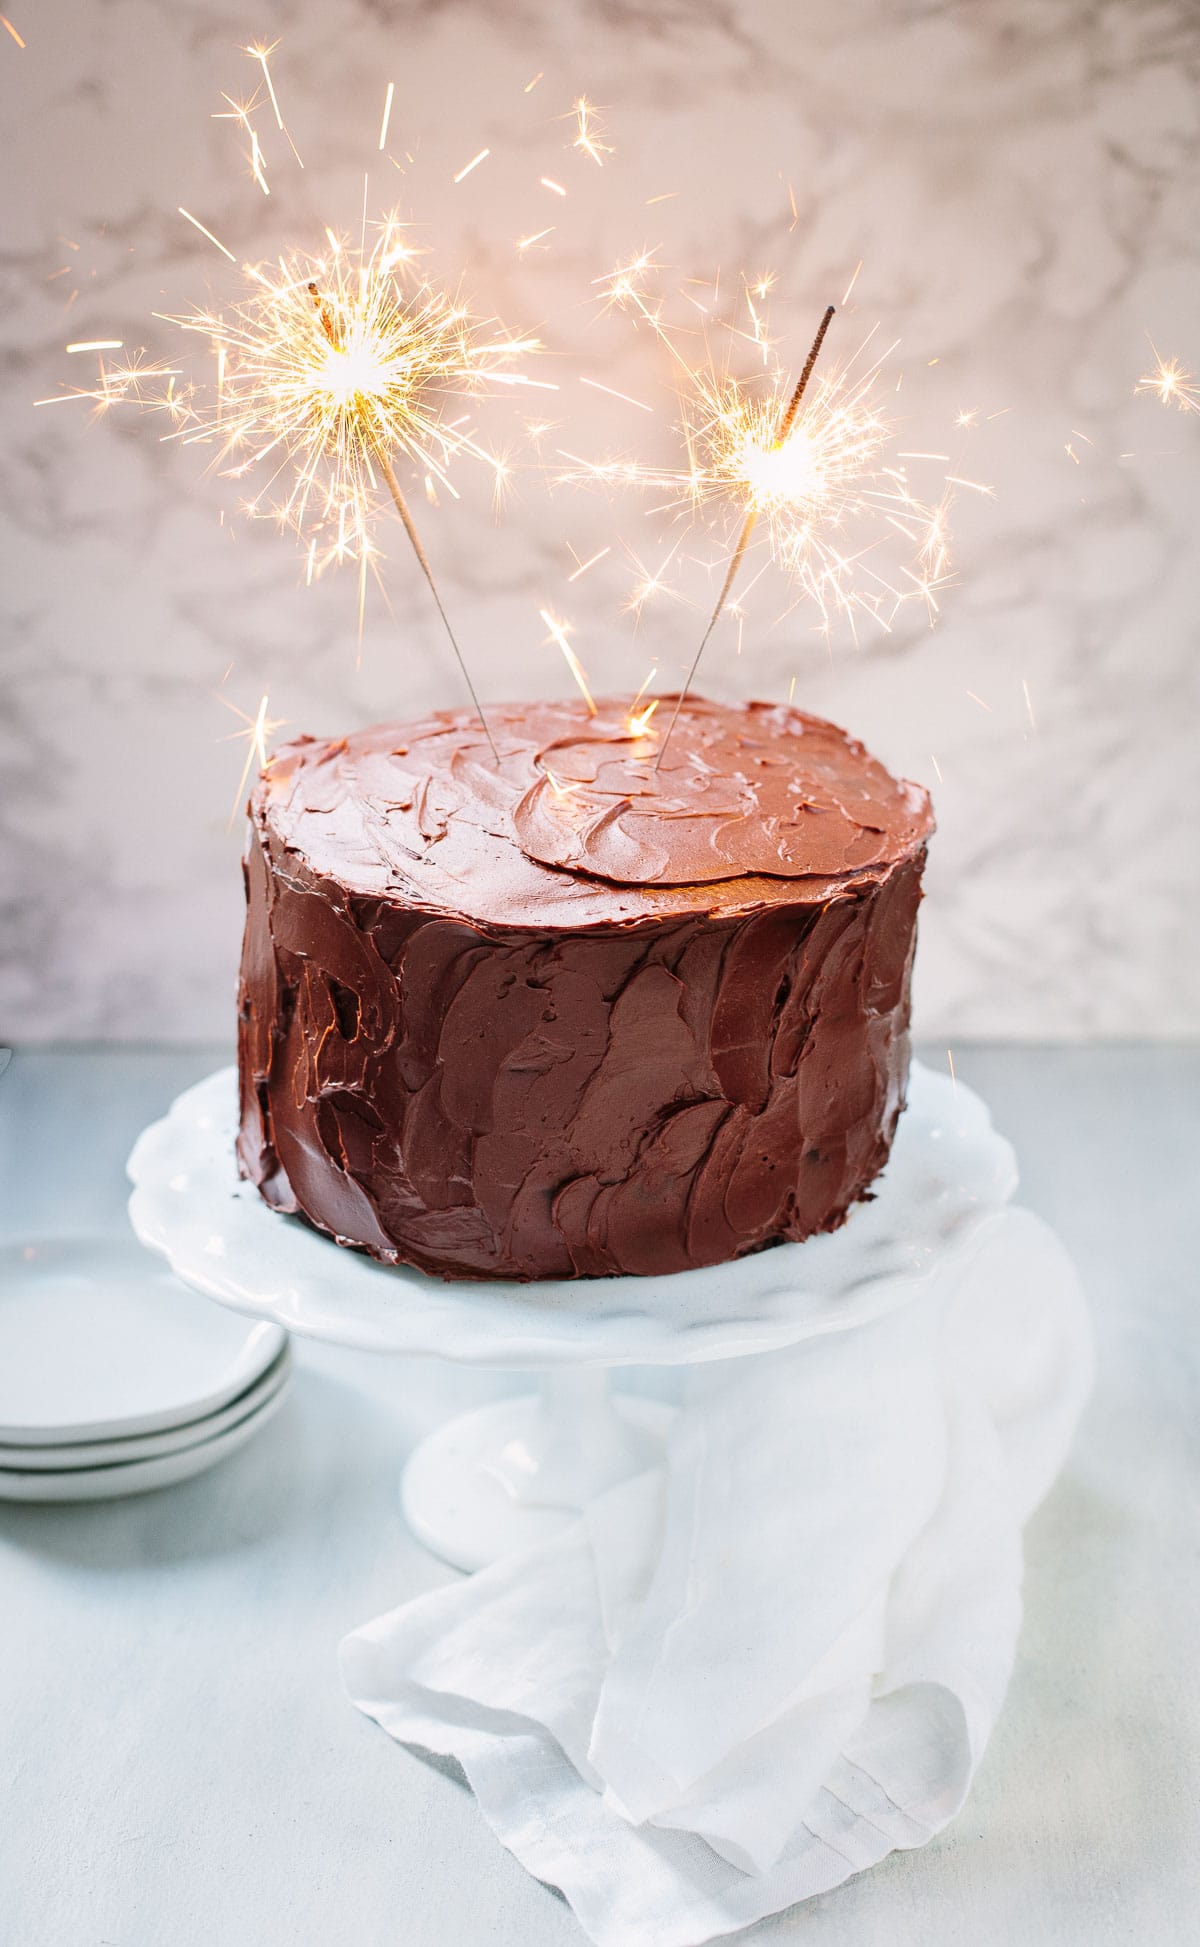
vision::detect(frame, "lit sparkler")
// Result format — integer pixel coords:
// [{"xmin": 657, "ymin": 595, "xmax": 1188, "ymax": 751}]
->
[
  {"xmin": 570, "ymin": 266, "xmax": 957, "ymax": 760},
  {"xmin": 656, "ymin": 301, "xmax": 835, "ymax": 763},
  {"xmin": 53, "ymin": 217, "xmax": 544, "ymax": 758}
]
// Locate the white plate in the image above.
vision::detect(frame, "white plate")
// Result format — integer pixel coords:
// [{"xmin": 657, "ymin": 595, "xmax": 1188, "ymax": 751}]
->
[
  {"xmin": 0, "ymin": 1237, "xmax": 286, "ymax": 1445},
  {"xmin": 0, "ymin": 1377, "xmax": 290, "ymax": 1502},
  {"xmin": 0, "ymin": 1343, "xmax": 292, "ymax": 1470},
  {"xmin": 127, "ymin": 1063, "xmax": 1018, "ymax": 1371}
]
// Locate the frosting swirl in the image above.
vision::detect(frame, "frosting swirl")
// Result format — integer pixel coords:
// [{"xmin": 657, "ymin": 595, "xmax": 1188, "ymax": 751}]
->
[{"xmin": 260, "ymin": 695, "xmax": 932, "ymax": 923}]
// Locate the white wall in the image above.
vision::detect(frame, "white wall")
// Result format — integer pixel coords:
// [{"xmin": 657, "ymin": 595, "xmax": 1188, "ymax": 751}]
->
[{"xmin": 2, "ymin": 0, "xmax": 1198, "ymax": 1042}]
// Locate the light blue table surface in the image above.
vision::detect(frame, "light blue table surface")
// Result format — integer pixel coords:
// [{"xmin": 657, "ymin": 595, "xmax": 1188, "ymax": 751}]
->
[{"xmin": 1, "ymin": 1045, "xmax": 1197, "ymax": 1947}]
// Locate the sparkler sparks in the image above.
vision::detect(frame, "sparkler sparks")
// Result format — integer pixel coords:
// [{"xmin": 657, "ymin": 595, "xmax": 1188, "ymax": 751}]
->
[
  {"xmin": 540, "ymin": 608, "xmax": 596, "ymax": 714},
  {"xmin": 178, "ymin": 207, "xmax": 236, "ymax": 262},
  {"xmin": 627, "ymin": 695, "xmax": 659, "ymax": 738},
  {"xmin": 568, "ymin": 271, "xmax": 957, "ymax": 757},
  {"xmin": 653, "ymin": 303, "xmax": 838, "ymax": 762},
  {"xmin": 452, "ymin": 148, "xmax": 490, "ymax": 184},
  {"xmin": 56, "ymin": 216, "xmax": 544, "ymax": 756},
  {"xmin": 43, "ymin": 43, "xmax": 975, "ymax": 775},
  {"xmin": 220, "ymin": 692, "xmax": 287, "ymax": 824},
  {"xmin": 569, "ymin": 97, "xmax": 613, "ymax": 167},
  {"xmin": 1137, "ymin": 350, "xmax": 1200, "ymax": 415},
  {"xmin": 567, "ymin": 544, "xmax": 610, "ymax": 581},
  {"xmin": 378, "ymin": 81, "xmax": 395, "ymax": 152},
  {"xmin": 241, "ymin": 39, "xmax": 303, "ymax": 167}
]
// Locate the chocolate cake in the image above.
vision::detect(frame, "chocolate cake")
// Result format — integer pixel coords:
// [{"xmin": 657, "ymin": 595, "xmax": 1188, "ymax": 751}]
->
[{"xmin": 236, "ymin": 696, "xmax": 933, "ymax": 1282}]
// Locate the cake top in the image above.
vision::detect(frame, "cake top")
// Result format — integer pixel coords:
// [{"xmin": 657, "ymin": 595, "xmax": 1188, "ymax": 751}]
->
[{"xmin": 253, "ymin": 695, "xmax": 933, "ymax": 929}]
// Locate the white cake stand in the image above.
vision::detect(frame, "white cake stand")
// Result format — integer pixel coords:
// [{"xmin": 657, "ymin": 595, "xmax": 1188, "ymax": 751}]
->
[{"xmin": 127, "ymin": 1062, "xmax": 1016, "ymax": 1570}]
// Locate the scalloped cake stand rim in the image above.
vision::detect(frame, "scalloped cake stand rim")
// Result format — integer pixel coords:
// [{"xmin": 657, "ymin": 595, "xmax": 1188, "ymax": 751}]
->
[{"xmin": 126, "ymin": 1060, "xmax": 1017, "ymax": 1374}]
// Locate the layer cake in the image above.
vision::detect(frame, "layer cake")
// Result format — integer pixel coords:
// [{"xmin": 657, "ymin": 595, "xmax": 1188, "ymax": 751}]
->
[{"xmin": 236, "ymin": 696, "xmax": 933, "ymax": 1281}]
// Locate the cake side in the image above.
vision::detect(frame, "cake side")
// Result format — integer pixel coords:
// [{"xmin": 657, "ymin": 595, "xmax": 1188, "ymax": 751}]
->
[{"xmin": 237, "ymin": 696, "xmax": 932, "ymax": 1282}]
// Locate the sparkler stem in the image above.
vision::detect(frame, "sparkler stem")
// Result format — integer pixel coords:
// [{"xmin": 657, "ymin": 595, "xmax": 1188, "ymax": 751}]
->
[
  {"xmin": 775, "ymin": 303, "xmax": 835, "ymax": 444},
  {"xmin": 374, "ymin": 446, "xmax": 500, "ymax": 763},
  {"xmin": 654, "ymin": 303, "xmax": 836, "ymax": 774}
]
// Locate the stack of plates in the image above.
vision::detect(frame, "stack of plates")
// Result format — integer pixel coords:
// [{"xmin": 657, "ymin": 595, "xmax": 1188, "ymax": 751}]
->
[{"xmin": 0, "ymin": 1238, "xmax": 290, "ymax": 1502}]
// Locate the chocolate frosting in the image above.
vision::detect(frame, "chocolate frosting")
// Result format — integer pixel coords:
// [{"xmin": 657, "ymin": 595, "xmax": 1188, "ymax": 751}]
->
[{"xmin": 237, "ymin": 696, "xmax": 933, "ymax": 1282}]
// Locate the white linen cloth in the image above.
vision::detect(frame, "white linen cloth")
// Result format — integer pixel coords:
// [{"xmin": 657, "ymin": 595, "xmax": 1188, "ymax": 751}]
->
[{"xmin": 342, "ymin": 1206, "xmax": 1092, "ymax": 1947}]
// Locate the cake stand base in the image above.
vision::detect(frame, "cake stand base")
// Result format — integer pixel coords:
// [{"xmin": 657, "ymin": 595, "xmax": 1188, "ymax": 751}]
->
[{"xmin": 401, "ymin": 1371, "xmax": 674, "ymax": 1570}]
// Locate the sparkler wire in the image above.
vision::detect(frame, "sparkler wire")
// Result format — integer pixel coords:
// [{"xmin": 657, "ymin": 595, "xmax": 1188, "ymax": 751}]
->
[{"xmin": 374, "ymin": 444, "xmax": 499, "ymax": 759}]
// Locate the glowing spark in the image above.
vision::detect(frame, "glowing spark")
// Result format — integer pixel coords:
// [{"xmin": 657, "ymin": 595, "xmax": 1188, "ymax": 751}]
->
[
  {"xmin": 221, "ymin": 692, "xmax": 286, "ymax": 825},
  {"xmin": 244, "ymin": 42, "xmax": 282, "ymax": 125},
  {"xmin": 787, "ymin": 673, "xmax": 796, "ymax": 704},
  {"xmin": 631, "ymin": 665, "xmax": 658, "ymax": 712},
  {"xmin": 954, "ymin": 409, "xmax": 977, "ymax": 428},
  {"xmin": 453, "ymin": 148, "xmax": 490, "ymax": 184},
  {"xmin": 242, "ymin": 39, "xmax": 302, "ymax": 166},
  {"xmin": 1, "ymin": 13, "xmax": 24, "ymax": 46},
  {"xmin": 250, "ymin": 127, "xmax": 269, "ymax": 196},
  {"xmin": 517, "ymin": 227, "xmax": 555, "ymax": 251},
  {"xmin": 621, "ymin": 538, "xmax": 691, "ymax": 620},
  {"xmin": 212, "ymin": 88, "xmax": 272, "ymax": 195},
  {"xmin": 1138, "ymin": 350, "xmax": 1200, "ymax": 415},
  {"xmin": 947, "ymin": 1049, "xmax": 957, "ymax": 1094},
  {"xmin": 592, "ymin": 250, "xmax": 662, "ymax": 326},
  {"xmin": 567, "ymin": 544, "xmax": 610, "ymax": 581},
  {"xmin": 579, "ymin": 376, "xmax": 653, "ymax": 413},
  {"xmin": 570, "ymin": 96, "xmax": 612, "ymax": 166},
  {"xmin": 66, "ymin": 340, "xmax": 124, "ymax": 354},
  {"xmin": 543, "ymin": 766, "xmax": 574, "ymax": 802},
  {"xmin": 35, "ymin": 349, "xmax": 184, "ymax": 409},
  {"xmin": 540, "ymin": 609, "xmax": 596, "ymax": 714},
  {"xmin": 178, "ymin": 207, "xmax": 236, "ymax": 262},
  {"xmin": 965, "ymin": 690, "xmax": 992, "ymax": 713},
  {"xmin": 627, "ymin": 696, "xmax": 659, "ymax": 738},
  {"xmin": 378, "ymin": 82, "xmax": 395, "ymax": 151},
  {"xmin": 646, "ymin": 193, "xmax": 679, "ymax": 205},
  {"xmin": 540, "ymin": 177, "xmax": 567, "ymax": 197},
  {"xmin": 524, "ymin": 71, "xmax": 544, "ymax": 93},
  {"xmin": 944, "ymin": 475, "xmax": 994, "ymax": 495},
  {"xmin": 786, "ymin": 182, "xmax": 798, "ymax": 230},
  {"xmin": 1022, "ymin": 678, "xmax": 1037, "ymax": 731},
  {"xmin": 841, "ymin": 260, "xmax": 863, "ymax": 307},
  {"xmin": 930, "ymin": 753, "xmax": 943, "ymax": 782},
  {"xmin": 1065, "ymin": 443, "xmax": 1079, "ymax": 465}
]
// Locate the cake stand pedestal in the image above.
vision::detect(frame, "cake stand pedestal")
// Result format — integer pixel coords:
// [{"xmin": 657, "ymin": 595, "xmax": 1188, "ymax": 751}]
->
[
  {"xmin": 399, "ymin": 1372, "xmax": 674, "ymax": 1569},
  {"xmin": 127, "ymin": 1062, "xmax": 1016, "ymax": 1571}
]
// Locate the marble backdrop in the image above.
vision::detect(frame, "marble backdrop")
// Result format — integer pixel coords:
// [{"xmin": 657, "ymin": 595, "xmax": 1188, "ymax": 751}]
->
[{"xmin": 2, "ymin": 0, "xmax": 1198, "ymax": 1042}]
